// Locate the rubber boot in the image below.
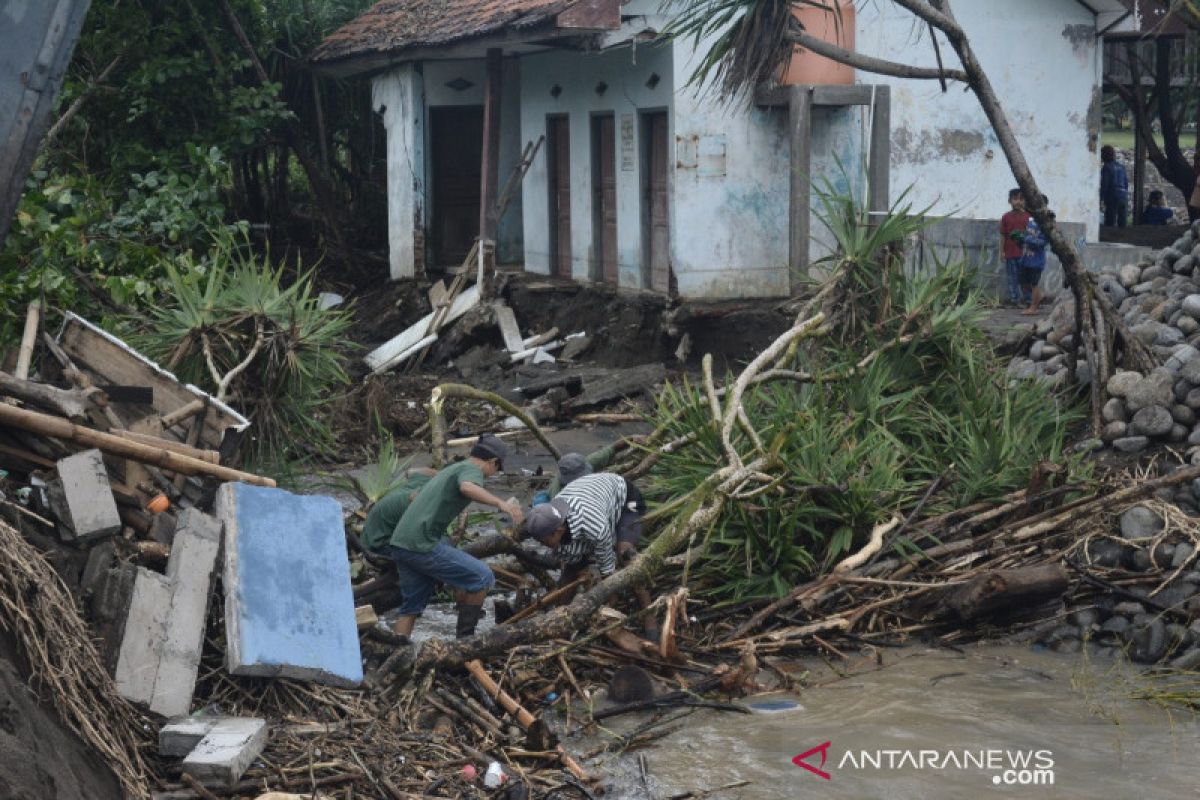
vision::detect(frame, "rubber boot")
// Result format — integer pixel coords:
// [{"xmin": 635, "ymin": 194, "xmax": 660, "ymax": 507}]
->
[{"xmin": 455, "ymin": 604, "xmax": 485, "ymax": 638}]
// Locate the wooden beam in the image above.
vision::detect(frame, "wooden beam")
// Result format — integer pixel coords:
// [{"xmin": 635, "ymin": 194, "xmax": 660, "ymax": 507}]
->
[
  {"xmin": 0, "ymin": 403, "xmax": 275, "ymax": 487},
  {"xmin": 868, "ymin": 85, "xmax": 891, "ymax": 215},
  {"xmin": 480, "ymin": 48, "xmax": 503, "ymax": 250},
  {"xmin": 788, "ymin": 86, "xmax": 813, "ymax": 289}
]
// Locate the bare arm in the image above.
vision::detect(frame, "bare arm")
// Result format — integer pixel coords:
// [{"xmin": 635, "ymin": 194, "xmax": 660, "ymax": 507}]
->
[{"xmin": 460, "ymin": 481, "xmax": 525, "ymax": 525}]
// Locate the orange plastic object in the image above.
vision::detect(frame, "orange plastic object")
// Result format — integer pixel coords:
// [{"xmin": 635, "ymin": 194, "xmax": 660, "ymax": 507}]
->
[
  {"xmin": 782, "ymin": 1, "xmax": 855, "ymax": 86},
  {"xmin": 146, "ymin": 493, "xmax": 169, "ymax": 514}
]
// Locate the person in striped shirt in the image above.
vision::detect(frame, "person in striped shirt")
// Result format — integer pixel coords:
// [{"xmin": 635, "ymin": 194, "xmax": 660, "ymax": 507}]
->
[{"xmin": 522, "ymin": 472, "xmax": 657, "ymax": 638}]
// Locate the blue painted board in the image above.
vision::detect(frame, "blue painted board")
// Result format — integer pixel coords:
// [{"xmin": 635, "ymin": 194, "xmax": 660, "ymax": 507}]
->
[{"xmin": 218, "ymin": 483, "xmax": 362, "ymax": 686}]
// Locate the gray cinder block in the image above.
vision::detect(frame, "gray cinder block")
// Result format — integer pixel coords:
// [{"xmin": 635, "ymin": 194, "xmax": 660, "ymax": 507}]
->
[
  {"xmin": 53, "ymin": 449, "xmax": 121, "ymax": 540},
  {"xmin": 181, "ymin": 717, "xmax": 268, "ymax": 786}
]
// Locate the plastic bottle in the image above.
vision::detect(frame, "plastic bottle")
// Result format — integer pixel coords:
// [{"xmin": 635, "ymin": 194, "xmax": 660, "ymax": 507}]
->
[{"xmin": 484, "ymin": 761, "xmax": 505, "ymax": 788}]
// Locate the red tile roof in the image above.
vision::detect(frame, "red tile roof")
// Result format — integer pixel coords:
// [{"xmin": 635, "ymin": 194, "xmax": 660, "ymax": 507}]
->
[{"xmin": 312, "ymin": 0, "xmax": 575, "ymax": 69}]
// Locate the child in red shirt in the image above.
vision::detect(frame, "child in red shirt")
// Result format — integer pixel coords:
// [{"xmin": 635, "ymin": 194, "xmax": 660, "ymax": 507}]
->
[{"xmin": 1000, "ymin": 188, "xmax": 1031, "ymax": 306}]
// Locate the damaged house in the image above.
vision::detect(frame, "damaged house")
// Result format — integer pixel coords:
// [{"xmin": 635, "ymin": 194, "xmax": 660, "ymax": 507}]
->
[{"xmin": 313, "ymin": 0, "xmax": 1134, "ymax": 300}]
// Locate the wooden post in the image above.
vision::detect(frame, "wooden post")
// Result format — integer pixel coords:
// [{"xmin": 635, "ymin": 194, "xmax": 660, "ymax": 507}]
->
[
  {"xmin": 480, "ymin": 47, "xmax": 503, "ymax": 292},
  {"xmin": 868, "ymin": 86, "xmax": 891, "ymax": 216},
  {"xmin": 1133, "ymin": 123, "xmax": 1145, "ymax": 225},
  {"xmin": 788, "ymin": 86, "xmax": 813, "ymax": 291}
]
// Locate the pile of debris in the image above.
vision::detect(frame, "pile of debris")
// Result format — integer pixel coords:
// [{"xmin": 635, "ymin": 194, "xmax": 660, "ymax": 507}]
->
[
  {"xmin": 0, "ymin": 308, "xmax": 372, "ymax": 795},
  {"xmin": 1012, "ymin": 220, "xmax": 1200, "ymax": 455}
]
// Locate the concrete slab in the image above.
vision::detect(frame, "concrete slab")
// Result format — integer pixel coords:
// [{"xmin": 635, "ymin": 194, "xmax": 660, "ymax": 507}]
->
[
  {"xmin": 216, "ymin": 483, "xmax": 362, "ymax": 686},
  {"xmin": 113, "ymin": 569, "xmax": 173, "ymax": 706},
  {"xmin": 159, "ymin": 717, "xmax": 220, "ymax": 758},
  {"xmin": 150, "ymin": 510, "xmax": 222, "ymax": 717},
  {"xmin": 181, "ymin": 717, "xmax": 268, "ymax": 786},
  {"xmin": 53, "ymin": 449, "xmax": 121, "ymax": 540}
]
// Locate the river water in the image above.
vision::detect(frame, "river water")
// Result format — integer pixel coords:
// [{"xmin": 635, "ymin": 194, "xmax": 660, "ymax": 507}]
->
[{"xmin": 591, "ymin": 644, "xmax": 1200, "ymax": 800}]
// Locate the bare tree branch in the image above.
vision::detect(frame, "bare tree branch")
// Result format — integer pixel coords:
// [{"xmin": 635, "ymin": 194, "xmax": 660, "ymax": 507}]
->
[{"xmin": 784, "ymin": 26, "xmax": 967, "ymax": 83}]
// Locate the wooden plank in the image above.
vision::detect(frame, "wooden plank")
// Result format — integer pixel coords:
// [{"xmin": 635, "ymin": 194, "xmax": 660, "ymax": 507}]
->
[
  {"xmin": 364, "ymin": 285, "xmax": 480, "ymax": 371},
  {"xmin": 789, "ymin": 87, "xmax": 813, "ymax": 289},
  {"xmin": 58, "ymin": 314, "xmax": 248, "ymax": 452},
  {"xmin": 428, "ymin": 280, "xmax": 448, "ymax": 310},
  {"xmin": 494, "ymin": 304, "xmax": 525, "ymax": 353},
  {"xmin": 355, "ymin": 605, "xmax": 378, "ymax": 630}
]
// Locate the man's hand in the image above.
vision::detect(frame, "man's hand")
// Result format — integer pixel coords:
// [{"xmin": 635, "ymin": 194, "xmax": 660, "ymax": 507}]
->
[{"xmin": 501, "ymin": 501, "xmax": 525, "ymax": 526}]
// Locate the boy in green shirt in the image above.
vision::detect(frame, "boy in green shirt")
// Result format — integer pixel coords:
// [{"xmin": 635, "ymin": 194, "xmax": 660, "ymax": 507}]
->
[
  {"xmin": 384, "ymin": 434, "xmax": 524, "ymax": 639},
  {"xmin": 360, "ymin": 468, "xmax": 437, "ymax": 554}
]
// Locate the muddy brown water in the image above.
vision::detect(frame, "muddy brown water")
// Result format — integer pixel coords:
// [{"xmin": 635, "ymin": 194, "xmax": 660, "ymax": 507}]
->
[{"xmin": 590, "ymin": 645, "xmax": 1200, "ymax": 800}]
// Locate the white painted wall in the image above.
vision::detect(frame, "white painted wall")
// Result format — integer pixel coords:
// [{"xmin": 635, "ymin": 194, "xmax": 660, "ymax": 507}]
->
[
  {"xmin": 856, "ymin": 0, "xmax": 1103, "ymax": 240},
  {"xmin": 670, "ymin": 46, "xmax": 791, "ymax": 298},
  {"xmin": 519, "ymin": 43, "xmax": 674, "ymax": 288},
  {"xmin": 372, "ymin": 65, "xmax": 424, "ymax": 280}
]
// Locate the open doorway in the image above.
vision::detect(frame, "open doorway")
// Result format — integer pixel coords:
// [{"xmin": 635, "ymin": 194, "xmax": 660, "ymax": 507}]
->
[{"xmin": 430, "ymin": 106, "xmax": 482, "ymax": 268}]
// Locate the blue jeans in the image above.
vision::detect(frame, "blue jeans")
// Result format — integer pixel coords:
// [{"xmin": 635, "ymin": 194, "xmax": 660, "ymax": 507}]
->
[
  {"xmin": 1004, "ymin": 258, "xmax": 1022, "ymax": 303},
  {"xmin": 382, "ymin": 541, "xmax": 495, "ymax": 616},
  {"xmin": 1103, "ymin": 201, "xmax": 1128, "ymax": 228}
]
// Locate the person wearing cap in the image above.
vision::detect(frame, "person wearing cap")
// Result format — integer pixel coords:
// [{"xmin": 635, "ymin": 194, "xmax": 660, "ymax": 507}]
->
[
  {"xmin": 547, "ymin": 448, "xmax": 618, "ymax": 498},
  {"xmin": 385, "ymin": 434, "xmax": 525, "ymax": 639},
  {"xmin": 522, "ymin": 472, "xmax": 656, "ymax": 638}
]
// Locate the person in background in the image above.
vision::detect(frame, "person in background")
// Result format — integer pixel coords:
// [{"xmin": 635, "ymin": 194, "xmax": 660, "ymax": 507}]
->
[
  {"xmin": 1019, "ymin": 195, "xmax": 1053, "ymax": 316},
  {"xmin": 1100, "ymin": 145, "xmax": 1129, "ymax": 228},
  {"xmin": 1142, "ymin": 191, "xmax": 1175, "ymax": 225},
  {"xmin": 999, "ymin": 188, "xmax": 1030, "ymax": 308},
  {"xmin": 383, "ymin": 434, "xmax": 524, "ymax": 640}
]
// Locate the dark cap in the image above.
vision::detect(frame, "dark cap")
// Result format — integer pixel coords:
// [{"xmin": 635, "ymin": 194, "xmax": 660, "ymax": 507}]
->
[
  {"xmin": 523, "ymin": 498, "xmax": 570, "ymax": 543},
  {"xmin": 470, "ymin": 433, "xmax": 508, "ymax": 470},
  {"xmin": 557, "ymin": 452, "xmax": 593, "ymax": 486}
]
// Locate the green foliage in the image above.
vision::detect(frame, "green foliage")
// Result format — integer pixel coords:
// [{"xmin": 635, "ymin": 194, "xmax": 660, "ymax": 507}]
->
[
  {"xmin": 643, "ymin": 190, "xmax": 1085, "ymax": 604},
  {"xmin": 0, "ymin": 145, "xmax": 238, "ymax": 342},
  {"xmin": 321, "ymin": 428, "xmax": 415, "ymax": 508},
  {"xmin": 130, "ymin": 228, "xmax": 354, "ymax": 467}
]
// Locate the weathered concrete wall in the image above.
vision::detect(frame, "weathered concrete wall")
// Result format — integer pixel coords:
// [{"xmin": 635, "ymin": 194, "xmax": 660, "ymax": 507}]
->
[
  {"xmin": 519, "ymin": 41, "xmax": 674, "ymax": 288},
  {"xmin": 670, "ymin": 45, "xmax": 790, "ymax": 299},
  {"xmin": 856, "ymin": 0, "xmax": 1103, "ymax": 242},
  {"xmin": 904, "ymin": 217, "xmax": 1148, "ymax": 300},
  {"xmin": 373, "ymin": 58, "xmax": 524, "ymax": 278}
]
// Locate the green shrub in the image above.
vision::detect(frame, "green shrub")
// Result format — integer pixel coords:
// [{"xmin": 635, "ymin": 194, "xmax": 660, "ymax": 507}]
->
[{"xmin": 130, "ymin": 228, "xmax": 353, "ymax": 467}]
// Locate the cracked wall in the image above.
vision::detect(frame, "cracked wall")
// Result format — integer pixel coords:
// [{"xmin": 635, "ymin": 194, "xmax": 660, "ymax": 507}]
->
[{"xmin": 856, "ymin": 0, "xmax": 1102, "ymax": 241}]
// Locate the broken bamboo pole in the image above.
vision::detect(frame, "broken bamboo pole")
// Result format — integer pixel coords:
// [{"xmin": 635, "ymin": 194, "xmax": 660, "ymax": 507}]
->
[
  {"xmin": 0, "ymin": 403, "xmax": 275, "ymax": 487},
  {"xmin": 161, "ymin": 399, "xmax": 206, "ymax": 429},
  {"xmin": 464, "ymin": 659, "xmax": 591, "ymax": 782},
  {"xmin": 14, "ymin": 301, "xmax": 40, "ymax": 382},
  {"xmin": 112, "ymin": 429, "xmax": 220, "ymax": 464}
]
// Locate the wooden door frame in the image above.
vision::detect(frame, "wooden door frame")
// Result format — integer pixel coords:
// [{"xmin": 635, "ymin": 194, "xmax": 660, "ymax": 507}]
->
[
  {"xmin": 639, "ymin": 108, "xmax": 670, "ymax": 292},
  {"xmin": 546, "ymin": 113, "xmax": 571, "ymax": 278},
  {"xmin": 590, "ymin": 111, "xmax": 616, "ymax": 285}
]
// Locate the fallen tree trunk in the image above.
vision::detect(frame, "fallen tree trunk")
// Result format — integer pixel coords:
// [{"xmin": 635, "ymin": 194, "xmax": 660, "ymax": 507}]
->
[
  {"xmin": 0, "ymin": 371, "xmax": 89, "ymax": 421},
  {"xmin": 945, "ymin": 564, "xmax": 1068, "ymax": 621}
]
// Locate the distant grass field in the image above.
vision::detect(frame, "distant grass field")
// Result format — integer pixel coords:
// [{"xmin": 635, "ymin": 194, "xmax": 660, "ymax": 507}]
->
[{"xmin": 1102, "ymin": 128, "xmax": 1165, "ymax": 150}]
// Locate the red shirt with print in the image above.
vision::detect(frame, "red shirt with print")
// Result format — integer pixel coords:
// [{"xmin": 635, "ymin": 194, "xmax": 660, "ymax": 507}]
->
[{"xmin": 1000, "ymin": 210, "xmax": 1031, "ymax": 259}]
